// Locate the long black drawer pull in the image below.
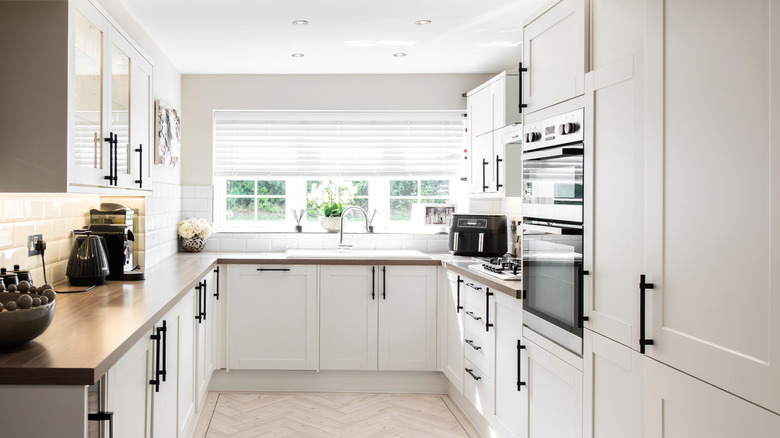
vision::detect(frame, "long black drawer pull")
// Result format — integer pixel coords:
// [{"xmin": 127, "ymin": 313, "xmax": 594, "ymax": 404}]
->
[
  {"xmin": 639, "ymin": 274, "xmax": 654, "ymax": 354},
  {"xmin": 465, "ymin": 311, "xmax": 482, "ymax": 321},
  {"xmin": 149, "ymin": 328, "xmax": 161, "ymax": 392},
  {"xmin": 465, "ymin": 339, "xmax": 482, "ymax": 351},
  {"xmin": 371, "ymin": 266, "xmax": 376, "ymax": 300},
  {"xmin": 87, "ymin": 411, "xmax": 114, "ymax": 438},
  {"xmin": 518, "ymin": 62, "xmax": 528, "ymax": 113},
  {"xmin": 214, "ymin": 267, "xmax": 220, "ymax": 299},
  {"xmin": 257, "ymin": 268, "xmax": 291, "ymax": 272},
  {"xmin": 496, "ymin": 155, "xmax": 503, "ymax": 191},
  {"xmin": 465, "ymin": 368, "xmax": 482, "ymax": 381},
  {"xmin": 465, "ymin": 282, "xmax": 482, "ymax": 291},
  {"xmin": 195, "ymin": 283, "xmax": 202, "ymax": 323},
  {"xmin": 201, "ymin": 280, "xmax": 207, "ymax": 321},
  {"xmin": 486, "ymin": 290, "xmax": 494, "ymax": 331},
  {"xmin": 383, "ymin": 266, "xmax": 387, "ymax": 300},
  {"xmin": 134, "ymin": 144, "xmax": 143, "ymax": 187},
  {"xmin": 517, "ymin": 340, "xmax": 526, "ymax": 391},
  {"xmin": 456, "ymin": 277, "xmax": 464, "ymax": 313},
  {"xmin": 103, "ymin": 132, "xmax": 115, "ymax": 185},
  {"xmin": 160, "ymin": 321, "xmax": 167, "ymax": 382},
  {"xmin": 482, "ymin": 159, "xmax": 489, "ymax": 191}
]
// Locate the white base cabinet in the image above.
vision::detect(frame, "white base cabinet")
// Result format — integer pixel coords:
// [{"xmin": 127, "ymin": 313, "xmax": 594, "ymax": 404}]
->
[
  {"xmin": 442, "ymin": 271, "xmax": 465, "ymax": 393},
  {"xmin": 196, "ymin": 268, "xmax": 220, "ymax": 407},
  {"xmin": 320, "ymin": 265, "xmax": 437, "ymax": 371},
  {"xmin": 227, "ymin": 265, "xmax": 318, "ymax": 370},
  {"xmin": 491, "ymin": 292, "xmax": 524, "ymax": 438}
]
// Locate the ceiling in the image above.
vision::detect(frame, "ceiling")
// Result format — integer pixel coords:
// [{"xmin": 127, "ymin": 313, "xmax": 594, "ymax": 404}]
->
[{"xmin": 116, "ymin": 0, "xmax": 549, "ymax": 74}]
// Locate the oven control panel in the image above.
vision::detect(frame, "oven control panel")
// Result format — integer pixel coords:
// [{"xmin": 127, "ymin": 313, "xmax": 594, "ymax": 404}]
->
[{"xmin": 523, "ymin": 108, "xmax": 584, "ymax": 152}]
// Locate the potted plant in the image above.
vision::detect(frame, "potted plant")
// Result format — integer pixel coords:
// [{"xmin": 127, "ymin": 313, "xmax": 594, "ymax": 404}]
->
[
  {"xmin": 310, "ymin": 180, "xmax": 355, "ymax": 232},
  {"xmin": 177, "ymin": 218, "xmax": 212, "ymax": 252}
]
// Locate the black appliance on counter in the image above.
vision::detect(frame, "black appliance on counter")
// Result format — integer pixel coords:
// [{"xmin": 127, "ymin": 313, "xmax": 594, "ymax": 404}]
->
[
  {"xmin": 85, "ymin": 225, "xmax": 145, "ymax": 281},
  {"xmin": 448, "ymin": 214, "xmax": 507, "ymax": 257}
]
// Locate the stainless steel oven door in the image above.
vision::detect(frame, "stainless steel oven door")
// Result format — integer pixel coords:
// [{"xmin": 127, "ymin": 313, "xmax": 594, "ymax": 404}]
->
[
  {"xmin": 521, "ymin": 220, "xmax": 584, "ymax": 355},
  {"xmin": 522, "ymin": 145, "xmax": 584, "ymax": 223}
]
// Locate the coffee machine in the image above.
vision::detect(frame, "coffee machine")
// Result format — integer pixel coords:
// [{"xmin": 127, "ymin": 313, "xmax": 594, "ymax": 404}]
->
[{"xmin": 88, "ymin": 203, "xmax": 144, "ymax": 281}]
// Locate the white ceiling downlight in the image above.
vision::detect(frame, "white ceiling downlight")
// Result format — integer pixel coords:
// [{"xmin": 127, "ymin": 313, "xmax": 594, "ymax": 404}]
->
[
  {"xmin": 292, "ymin": 53, "xmax": 305, "ymax": 58},
  {"xmin": 393, "ymin": 53, "xmax": 407, "ymax": 57},
  {"xmin": 292, "ymin": 20, "xmax": 309, "ymax": 25},
  {"xmin": 415, "ymin": 20, "xmax": 432, "ymax": 25}
]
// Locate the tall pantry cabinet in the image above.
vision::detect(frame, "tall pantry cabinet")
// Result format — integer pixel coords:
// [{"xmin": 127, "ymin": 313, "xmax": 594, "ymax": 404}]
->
[{"xmin": 583, "ymin": 0, "xmax": 780, "ymax": 437}]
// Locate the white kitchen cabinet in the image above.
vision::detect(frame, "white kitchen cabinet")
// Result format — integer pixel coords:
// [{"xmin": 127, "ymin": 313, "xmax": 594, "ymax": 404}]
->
[
  {"xmin": 227, "ymin": 265, "xmax": 318, "ymax": 370},
  {"xmin": 490, "ymin": 292, "xmax": 524, "ymax": 438},
  {"xmin": 521, "ymin": 328, "xmax": 583, "ymax": 438},
  {"xmin": 582, "ymin": 53, "xmax": 645, "ymax": 348},
  {"xmin": 582, "ymin": 329, "xmax": 643, "ymax": 438},
  {"xmin": 522, "ymin": 0, "xmax": 588, "ymax": 114},
  {"xmin": 643, "ymin": 355, "xmax": 780, "ymax": 437},
  {"xmin": 442, "ymin": 271, "xmax": 465, "ymax": 392},
  {"xmin": 467, "ymin": 71, "xmax": 522, "ymax": 195},
  {"xmin": 195, "ymin": 269, "xmax": 219, "ymax": 408},
  {"xmin": 320, "ymin": 265, "xmax": 437, "ymax": 371},
  {"xmin": 176, "ymin": 289, "xmax": 197, "ymax": 438},
  {"xmin": 105, "ymin": 327, "xmax": 152, "ymax": 438},
  {"xmin": 0, "ymin": 0, "xmax": 153, "ymax": 194},
  {"xmin": 641, "ymin": 0, "xmax": 780, "ymax": 414}
]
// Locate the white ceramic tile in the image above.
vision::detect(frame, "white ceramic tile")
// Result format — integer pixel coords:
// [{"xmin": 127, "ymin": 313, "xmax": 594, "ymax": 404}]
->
[
  {"xmin": 194, "ymin": 186, "xmax": 213, "ymax": 199},
  {"xmin": 14, "ymin": 222, "xmax": 35, "ymax": 247},
  {"xmin": 427, "ymin": 239, "xmax": 450, "ymax": 253},
  {"xmin": 0, "ymin": 224, "xmax": 13, "ymax": 249},
  {"xmin": 297, "ymin": 238, "xmax": 325, "ymax": 249},
  {"xmin": 375, "ymin": 239, "xmax": 402, "ymax": 250},
  {"xmin": 51, "ymin": 217, "xmax": 70, "ymax": 240},
  {"xmin": 35, "ymin": 220, "xmax": 53, "ymax": 242},
  {"xmin": 203, "ymin": 239, "xmax": 220, "ymax": 252},
  {"xmin": 271, "ymin": 237, "xmax": 297, "ymax": 251},
  {"xmin": 219, "ymin": 239, "xmax": 246, "ymax": 251},
  {"xmin": 50, "ymin": 260, "xmax": 68, "ymax": 284},
  {"xmin": 43, "ymin": 199, "xmax": 61, "ymax": 218},
  {"xmin": 181, "ymin": 186, "xmax": 195, "ymax": 199},
  {"xmin": 401, "ymin": 240, "xmax": 428, "ymax": 252},
  {"xmin": 2, "ymin": 247, "xmax": 26, "ymax": 271},
  {"xmin": 246, "ymin": 239, "xmax": 272, "ymax": 252},
  {"xmin": 350, "ymin": 239, "xmax": 376, "ymax": 249},
  {"xmin": 182, "ymin": 198, "xmax": 207, "ymax": 213},
  {"xmin": 3, "ymin": 199, "xmax": 24, "ymax": 220},
  {"xmin": 24, "ymin": 200, "xmax": 44, "ymax": 220},
  {"xmin": 0, "ymin": 199, "xmax": 3, "ymax": 221}
]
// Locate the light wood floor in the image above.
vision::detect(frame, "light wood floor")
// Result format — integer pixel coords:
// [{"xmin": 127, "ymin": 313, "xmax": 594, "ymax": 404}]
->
[{"xmin": 193, "ymin": 392, "xmax": 480, "ymax": 438}]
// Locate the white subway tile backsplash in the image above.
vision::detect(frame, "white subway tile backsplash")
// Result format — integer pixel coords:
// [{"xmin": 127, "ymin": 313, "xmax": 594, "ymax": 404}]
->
[
  {"xmin": 13, "ymin": 222, "xmax": 35, "ymax": 247},
  {"xmin": 246, "ymin": 238, "xmax": 272, "ymax": 252},
  {"xmin": 427, "ymin": 239, "xmax": 450, "ymax": 253},
  {"xmin": 401, "ymin": 240, "xmax": 428, "ymax": 252},
  {"xmin": 375, "ymin": 239, "xmax": 402, "ymax": 250},
  {"xmin": 181, "ymin": 186, "xmax": 195, "ymax": 199},
  {"xmin": 194, "ymin": 186, "xmax": 213, "ymax": 199},
  {"xmin": 181, "ymin": 198, "xmax": 207, "ymax": 213},
  {"xmin": 203, "ymin": 239, "xmax": 220, "ymax": 252},
  {"xmin": 3, "ymin": 199, "xmax": 24, "ymax": 220},
  {"xmin": 219, "ymin": 238, "xmax": 246, "ymax": 252},
  {"xmin": 0, "ymin": 224, "xmax": 13, "ymax": 249}
]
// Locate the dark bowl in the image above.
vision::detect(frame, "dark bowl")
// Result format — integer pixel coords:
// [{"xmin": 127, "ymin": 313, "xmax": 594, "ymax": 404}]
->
[{"xmin": 0, "ymin": 293, "xmax": 56, "ymax": 349}]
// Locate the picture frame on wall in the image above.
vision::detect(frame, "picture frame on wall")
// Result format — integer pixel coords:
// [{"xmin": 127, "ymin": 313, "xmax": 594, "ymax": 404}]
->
[
  {"xmin": 155, "ymin": 100, "xmax": 181, "ymax": 167},
  {"xmin": 424, "ymin": 205, "xmax": 456, "ymax": 226}
]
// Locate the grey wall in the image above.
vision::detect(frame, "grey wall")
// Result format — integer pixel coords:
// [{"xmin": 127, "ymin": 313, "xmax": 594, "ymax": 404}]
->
[{"xmin": 180, "ymin": 73, "xmax": 495, "ymax": 185}]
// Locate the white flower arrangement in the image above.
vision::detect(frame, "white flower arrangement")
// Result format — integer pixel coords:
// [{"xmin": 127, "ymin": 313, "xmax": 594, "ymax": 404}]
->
[{"xmin": 177, "ymin": 218, "xmax": 212, "ymax": 239}]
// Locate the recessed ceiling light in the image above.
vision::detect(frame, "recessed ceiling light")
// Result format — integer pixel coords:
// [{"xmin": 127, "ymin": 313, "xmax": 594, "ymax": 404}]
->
[
  {"xmin": 393, "ymin": 52, "xmax": 407, "ymax": 57},
  {"xmin": 415, "ymin": 20, "xmax": 432, "ymax": 25},
  {"xmin": 292, "ymin": 53, "xmax": 305, "ymax": 58},
  {"xmin": 292, "ymin": 20, "xmax": 308, "ymax": 25}
]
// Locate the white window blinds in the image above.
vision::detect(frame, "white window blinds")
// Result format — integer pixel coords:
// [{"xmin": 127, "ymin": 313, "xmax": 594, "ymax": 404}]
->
[{"xmin": 213, "ymin": 111, "xmax": 465, "ymax": 177}]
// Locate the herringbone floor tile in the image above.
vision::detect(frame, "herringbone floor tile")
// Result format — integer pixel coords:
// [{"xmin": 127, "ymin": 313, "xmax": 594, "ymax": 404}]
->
[{"xmin": 196, "ymin": 392, "xmax": 477, "ymax": 438}]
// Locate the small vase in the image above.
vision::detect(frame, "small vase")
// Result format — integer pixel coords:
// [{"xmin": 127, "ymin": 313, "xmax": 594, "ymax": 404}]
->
[
  {"xmin": 181, "ymin": 236, "xmax": 206, "ymax": 252},
  {"xmin": 318, "ymin": 216, "xmax": 341, "ymax": 233}
]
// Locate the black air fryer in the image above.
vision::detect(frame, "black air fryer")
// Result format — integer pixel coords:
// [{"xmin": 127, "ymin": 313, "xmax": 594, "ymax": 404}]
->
[{"xmin": 448, "ymin": 214, "xmax": 507, "ymax": 257}]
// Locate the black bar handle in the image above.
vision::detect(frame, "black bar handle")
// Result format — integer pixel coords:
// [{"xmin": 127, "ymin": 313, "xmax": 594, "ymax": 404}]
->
[
  {"xmin": 201, "ymin": 280, "xmax": 207, "ymax": 321},
  {"xmin": 87, "ymin": 411, "xmax": 114, "ymax": 438},
  {"xmin": 465, "ymin": 368, "xmax": 482, "ymax": 381},
  {"xmin": 195, "ymin": 283, "xmax": 202, "ymax": 323},
  {"xmin": 149, "ymin": 328, "xmax": 161, "ymax": 392},
  {"xmin": 456, "ymin": 277, "xmax": 464, "ymax": 313},
  {"xmin": 482, "ymin": 159, "xmax": 489, "ymax": 191},
  {"xmin": 496, "ymin": 155, "xmax": 503, "ymax": 191},
  {"xmin": 578, "ymin": 265, "xmax": 589, "ymax": 328},
  {"xmin": 214, "ymin": 266, "xmax": 220, "ymax": 299},
  {"xmin": 639, "ymin": 274, "xmax": 655, "ymax": 354},
  {"xmin": 135, "ymin": 144, "xmax": 143, "ymax": 187},
  {"xmin": 104, "ymin": 132, "xmax": 114, "ymax": 184},
  {"xmin": 113, "ymin": 134, "xmax": 118, "ymax": 185},
  {"xmin": 517, "ymin": 340, "xmax": 527, "ymax": 391},
  {"xmin": 518, "ymin": 62, "xmax": 528, "ymax": 113},
  {"xmin": 465, "ymin": 339, "xmax": 482, "ymax": 351},
  {"xmin": 371, "ymin": 266, "xmax": 376, "ymax": 300},
  {"xmin": 485, "ymin": 290, "xmax": 494, "ymax": 331},
  {"xmin": 160, "ymin": 321, "xmax": 167, "ymax": 382},
  {"xmin": 464, "ymin": 310, "xmax": 482, "ymax": 321},
  {"xmin": 383, "ymin": 266, "xmax": 387, "ymax": 300},
  {"xmin": 257, "ymin": 268, "xmax": 291, "ymax": 272}
]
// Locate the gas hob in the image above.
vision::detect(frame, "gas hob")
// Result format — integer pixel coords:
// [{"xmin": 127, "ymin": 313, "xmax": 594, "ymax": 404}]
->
[{"xmin": 467, "ymin": 257, "xmax": 522, "ymax": 281}]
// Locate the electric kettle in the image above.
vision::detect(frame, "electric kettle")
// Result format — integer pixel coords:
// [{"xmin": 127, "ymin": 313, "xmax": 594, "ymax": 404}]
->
[{"xmin": 66, "ymin": 234, "xmax": 110, "ymax": 286}]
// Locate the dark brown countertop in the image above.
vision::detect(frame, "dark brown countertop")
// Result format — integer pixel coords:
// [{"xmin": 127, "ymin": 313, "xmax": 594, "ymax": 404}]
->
[{"xmin": 0, "ymin": 251, "xmax": 519, "ymax": 385}]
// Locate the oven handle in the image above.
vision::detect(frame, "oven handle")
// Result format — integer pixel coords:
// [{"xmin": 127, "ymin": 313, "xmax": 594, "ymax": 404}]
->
[
  {"xmin": 522, "ymin": 145, "xmax": 583, "ymax": 161},
  {"xmin": 521, "ymin": 222, "xmax": 583, "ymax": 235}
]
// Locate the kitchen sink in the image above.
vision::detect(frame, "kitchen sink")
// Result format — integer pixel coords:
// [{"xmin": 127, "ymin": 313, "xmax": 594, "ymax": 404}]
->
[{"xmin": 285, "ymin": 249, "xmax": 431, "ymax": 259}]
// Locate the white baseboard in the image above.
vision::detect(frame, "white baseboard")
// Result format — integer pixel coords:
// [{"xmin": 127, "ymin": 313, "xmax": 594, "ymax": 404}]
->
[
  {"xmin": 446, "ymin": 381, "xmax": 494, "ymax": 438},
  {"xmin": 209, "ymin": 369, "xmax": 450, "ymax": 394}
]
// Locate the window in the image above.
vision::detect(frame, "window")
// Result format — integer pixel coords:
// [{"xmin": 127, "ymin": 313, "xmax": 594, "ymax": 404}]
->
[{"xmin": 214, "ymin": 111, "xmax": 466, "ymax": 232}]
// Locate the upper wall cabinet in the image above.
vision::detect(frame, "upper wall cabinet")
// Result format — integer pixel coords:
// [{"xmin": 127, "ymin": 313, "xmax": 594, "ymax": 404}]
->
[
  {"xmin": 0, "ymin": 0, "xmax": 153, "ymax": 194},
  {"xmin": 522, "ymin": 0, "xmax": 588, "ymax": 114}
]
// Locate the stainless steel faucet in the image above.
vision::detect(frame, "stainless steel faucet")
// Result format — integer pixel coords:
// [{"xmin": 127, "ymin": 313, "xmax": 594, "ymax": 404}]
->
[{"xmin": 339, "ymin": 206, "xmax": 370, "ymax": 248}]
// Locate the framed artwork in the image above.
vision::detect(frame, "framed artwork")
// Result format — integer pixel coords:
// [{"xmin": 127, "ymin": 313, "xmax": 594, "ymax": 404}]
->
[
  {"xmin": 155, "ymin": 100, "xmax": 181, "ymax": 167},
  {"xmin": 424, "ymin": 205, "xmax": 456, "ymax": 226}
]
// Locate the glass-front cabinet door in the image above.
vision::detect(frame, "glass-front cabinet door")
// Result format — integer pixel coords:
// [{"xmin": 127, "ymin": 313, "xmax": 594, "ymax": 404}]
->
[
  {"xmin": 110, "ymin": 30, "xmax": 133, "ymax": 188},
  {"xmin": 71, "ymin": 4, "xmax": 109, "ymax": 187}
]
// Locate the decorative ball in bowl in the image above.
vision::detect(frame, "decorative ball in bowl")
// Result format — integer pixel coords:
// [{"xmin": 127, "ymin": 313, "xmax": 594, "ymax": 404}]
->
[{"xmin": 0, "ymin": 282, "xmax": 56, "ymax": 349}]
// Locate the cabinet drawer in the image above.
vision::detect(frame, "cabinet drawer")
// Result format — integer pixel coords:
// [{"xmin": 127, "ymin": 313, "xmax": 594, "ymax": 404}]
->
[
  {"xmin": 464, "ymin": 358, "xmax": 492, "ymax": 416},
  {"xmin": 464, "ymin": 307, "xmax": 490, "ymax": 343},
  {"xmin": 464, "ymin": 329, "xmax": 491, "ymax": 376},
  {"xmin": 463, "ymin": 279, "xmax": 488, "ymax": 310}
]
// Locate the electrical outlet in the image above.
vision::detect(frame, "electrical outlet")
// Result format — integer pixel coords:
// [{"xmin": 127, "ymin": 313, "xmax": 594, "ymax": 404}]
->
[{"xmin": 28, "ymin": 234, "xmax": 43, "ymax": 256}]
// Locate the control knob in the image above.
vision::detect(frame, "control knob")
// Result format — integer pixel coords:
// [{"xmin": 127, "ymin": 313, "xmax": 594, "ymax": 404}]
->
[
  {"xmin": 558, "ymin": 122, "xmax": 579, "ymax": 135},
  {"xmin": 525, "ymin": 132, "xmax": 540, "ymax": 143}
]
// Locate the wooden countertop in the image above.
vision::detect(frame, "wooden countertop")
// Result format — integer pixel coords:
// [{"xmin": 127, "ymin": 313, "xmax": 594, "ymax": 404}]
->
[{"xmin": 0, "ymin": 252, "xmax": 519, "ymax": 385}]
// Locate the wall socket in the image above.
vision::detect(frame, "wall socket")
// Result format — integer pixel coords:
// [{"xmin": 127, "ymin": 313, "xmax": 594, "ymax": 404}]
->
[{"xmin": 28, "ymin": 234, "xmax": 43, "ymax": 256}]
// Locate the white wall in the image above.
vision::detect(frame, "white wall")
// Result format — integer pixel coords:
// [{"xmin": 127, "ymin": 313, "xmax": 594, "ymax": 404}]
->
[
  {"xmin": 94, "ymin": 0, "xmax": 182, "ymax": 186},
  {"xmin": 180, "ymin": 73, "xmax": 494, "ymax": 186}
]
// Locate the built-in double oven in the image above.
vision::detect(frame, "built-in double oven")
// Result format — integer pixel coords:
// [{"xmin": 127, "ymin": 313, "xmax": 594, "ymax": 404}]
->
[{"xmin": 521, "ymin": 108, "xmax": 585, "ymax": 355}]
